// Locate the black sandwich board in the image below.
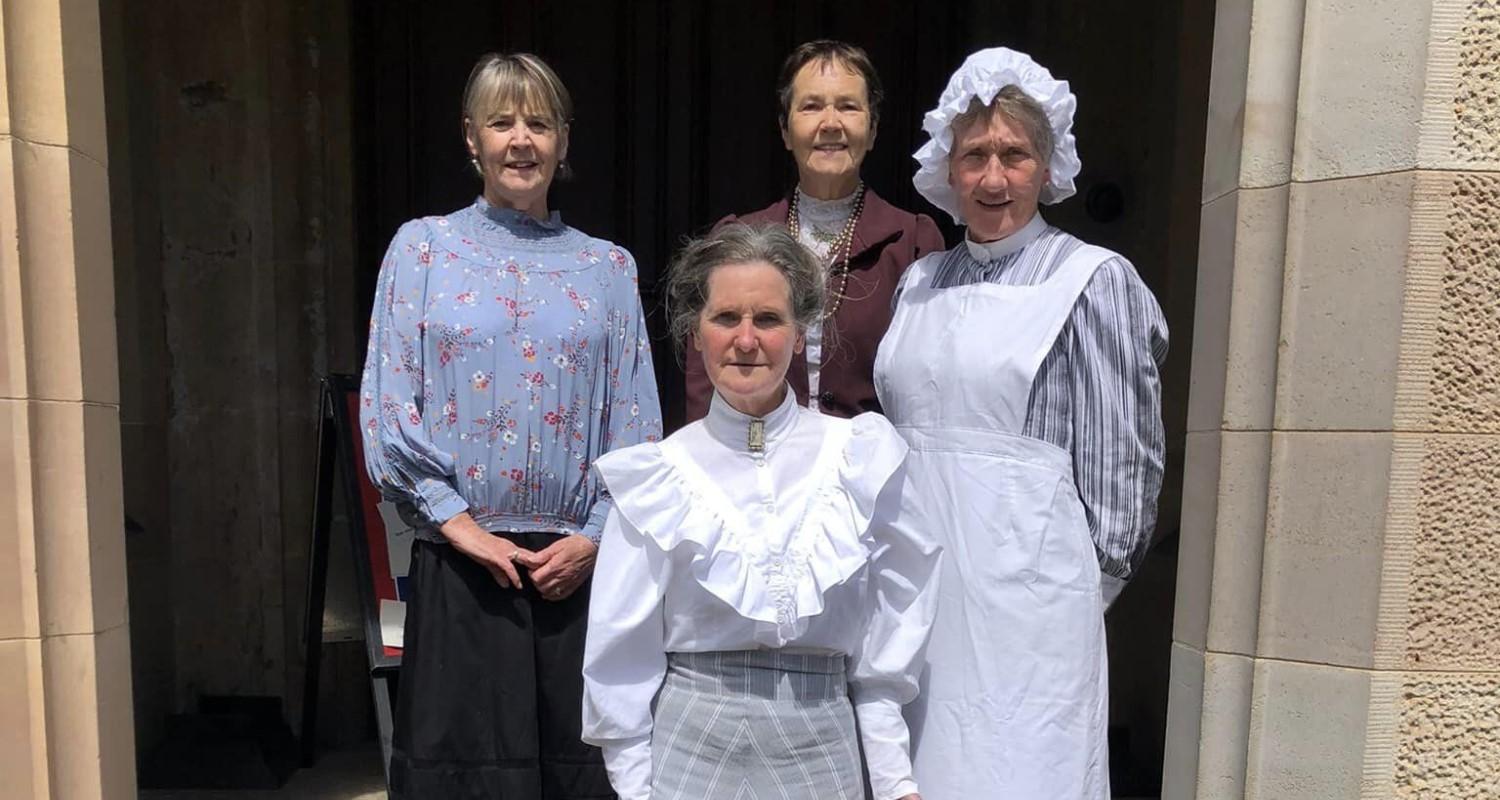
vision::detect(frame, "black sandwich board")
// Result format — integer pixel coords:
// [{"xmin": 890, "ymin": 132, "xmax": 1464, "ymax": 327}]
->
[{"xmin": 299, "ymin": 374, "xmax": 406, "ymax": 784}]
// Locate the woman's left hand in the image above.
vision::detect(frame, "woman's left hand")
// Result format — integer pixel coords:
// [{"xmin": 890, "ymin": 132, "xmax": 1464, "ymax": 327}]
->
[
  {"xmin": 516, "ymin": 534, "xmax": 597, "ymax": 601},
  {"xmin": 896, "ymin": 795, "xmax": 921, "ymax": 800}
]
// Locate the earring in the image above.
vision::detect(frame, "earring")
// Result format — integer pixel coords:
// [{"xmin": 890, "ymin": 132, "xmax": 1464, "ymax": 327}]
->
[{"xmin": 470, "ymin": 157, "xmax": 482, "ymax": 176}]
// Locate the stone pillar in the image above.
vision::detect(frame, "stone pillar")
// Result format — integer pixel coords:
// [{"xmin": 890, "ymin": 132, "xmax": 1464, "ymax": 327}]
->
[
  {"xmin": 1166, "ymin": 0, "xmax": 1500, "ymax": 797},
  {"xmin": 0, "ymin": 0, "xmax": 136, "ymax": 798}
]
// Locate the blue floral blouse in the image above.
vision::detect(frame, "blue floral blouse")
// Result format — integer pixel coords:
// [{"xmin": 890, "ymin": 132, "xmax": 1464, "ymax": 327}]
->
[{"xmin": 359, "ymin": 198, "xmax": 663, "ymax": 542}]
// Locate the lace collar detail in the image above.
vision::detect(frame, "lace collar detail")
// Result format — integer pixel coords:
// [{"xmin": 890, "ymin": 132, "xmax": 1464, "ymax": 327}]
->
[
  {"xmin": 458, "ymin": 196, "xmax": 587, "ymax": 253},
  {"xmin": 794, "ymin": 186, "xmax": 859, "ymax": 227}
]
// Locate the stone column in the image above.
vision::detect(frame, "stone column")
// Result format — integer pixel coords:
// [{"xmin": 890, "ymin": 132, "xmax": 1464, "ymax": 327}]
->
[
  {"xmin": 0, "ymin": 0, "xmax": 136, "ymax": 797},
  {"xmin": 1166, "ymin": 0, "xmax": 1500, "ymax": 797}
]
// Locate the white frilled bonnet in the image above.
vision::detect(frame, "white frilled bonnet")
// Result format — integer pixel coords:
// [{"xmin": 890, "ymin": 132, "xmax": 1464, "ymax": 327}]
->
[{"xmin": 912, "ymin": 47, "xmax": 1082, "ymax": 223}]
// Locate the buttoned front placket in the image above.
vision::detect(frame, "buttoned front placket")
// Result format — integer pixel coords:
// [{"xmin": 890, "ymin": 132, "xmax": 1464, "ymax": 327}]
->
[
  {"xmin": 702, "ymin": 390, "xmax": 804, "ymax": 555},
  {"xmin": 750, "ymin": 444, "xmax": 784, "ymax": 547}
]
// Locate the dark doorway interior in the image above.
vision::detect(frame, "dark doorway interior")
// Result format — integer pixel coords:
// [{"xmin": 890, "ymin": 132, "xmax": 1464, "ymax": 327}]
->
[
  {"xmin": 344, "ymin": 1, "xmax": 1213, "ymax": 795},
  {"xmin": 103, "ymin": 0, "xmax": 1205, "ymax": 791}
]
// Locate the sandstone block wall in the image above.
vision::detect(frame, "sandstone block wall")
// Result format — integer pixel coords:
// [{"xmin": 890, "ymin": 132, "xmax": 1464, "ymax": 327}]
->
[
  {"xmin": 0, "ymin": 0, "xmax": 136, "ymax": 796},
  {"xmin": 1167, "ymin": 1, "xmax": 1500, "ymax": 797}
]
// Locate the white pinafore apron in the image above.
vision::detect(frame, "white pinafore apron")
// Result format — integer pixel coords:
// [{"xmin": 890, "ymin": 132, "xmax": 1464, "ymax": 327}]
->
[{"xmin": 873, "ymin": 244, "xmax": 1114, "ymax": 799}]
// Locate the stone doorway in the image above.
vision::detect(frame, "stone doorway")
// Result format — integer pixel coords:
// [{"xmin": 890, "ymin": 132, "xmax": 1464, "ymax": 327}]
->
[{"xmin": 96, "ymin": 0, "xmax": 1213, "ymax": 794}]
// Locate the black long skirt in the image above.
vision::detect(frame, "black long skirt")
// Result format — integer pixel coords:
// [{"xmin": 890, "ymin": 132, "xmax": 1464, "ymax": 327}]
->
[{"xmin": 389, "ymin": 533, "xmax": 615, "ymax": 799}]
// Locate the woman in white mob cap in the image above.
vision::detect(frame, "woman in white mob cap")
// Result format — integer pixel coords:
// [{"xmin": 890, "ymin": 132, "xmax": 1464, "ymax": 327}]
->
[{"xmin": 873, "ymin": 48, "xmax": 1168, "ymax": 799}]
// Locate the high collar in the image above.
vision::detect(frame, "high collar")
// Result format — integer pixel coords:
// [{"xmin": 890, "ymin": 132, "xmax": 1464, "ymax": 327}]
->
[
  {"xmin": 793, "ymin": 185, "xmax": 859, "ymax": 226},
  {"xmin": 704, "ymin": 387, "xmax": 799, "ymax": 453},
  {"xmin": 475, "ymin": 195, "xmax": 567, "ymax": 232},
  {"xmin": 963, "ymin": 212, "xmax": 1047, "ymax": 262},
  {"xmin": 747, "ymin": 187, "xmax": 906, "ymax": 263}
]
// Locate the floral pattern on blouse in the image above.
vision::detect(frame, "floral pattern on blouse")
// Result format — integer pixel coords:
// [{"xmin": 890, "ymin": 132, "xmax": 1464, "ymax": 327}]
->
[{"xmin": 360, "ymin": 198, "xmax": 663, "ymax": 542}]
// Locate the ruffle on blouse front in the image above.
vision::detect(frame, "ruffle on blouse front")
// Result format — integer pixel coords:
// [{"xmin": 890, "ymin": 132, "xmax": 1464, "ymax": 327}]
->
[{"xmin": 593, "ymin": 413, "xmax": 908, "ymax": 648}]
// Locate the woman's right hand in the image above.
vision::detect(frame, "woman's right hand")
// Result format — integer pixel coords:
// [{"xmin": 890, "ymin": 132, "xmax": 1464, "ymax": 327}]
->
[{"xmin": 440, "ymin": 512, "xmax": 533, "ymax": 589}]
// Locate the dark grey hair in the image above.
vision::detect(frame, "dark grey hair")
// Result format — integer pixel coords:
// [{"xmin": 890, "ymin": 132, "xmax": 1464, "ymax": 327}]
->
[
  {"xmin": 665, "ymin": 223, "xmax": 824, "ymax": 360},
  {"xmin": 951, "ymin": 85, "xmax": 1055, "ymax": 165},
  {"xmin": 776, "ymin": 39, "xmax": 884, "ymax": 130}
]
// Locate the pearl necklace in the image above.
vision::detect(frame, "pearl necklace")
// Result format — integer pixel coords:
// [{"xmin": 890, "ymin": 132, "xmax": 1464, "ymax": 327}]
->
[{"xmin": 787, "ymin": 183, "xmax": 867, "ymax": 321}]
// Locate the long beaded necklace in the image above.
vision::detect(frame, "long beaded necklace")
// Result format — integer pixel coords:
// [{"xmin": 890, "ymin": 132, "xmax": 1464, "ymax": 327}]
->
[{"xmin": 786, "ymin": 183, "xmax": 867, "ymax": 320}]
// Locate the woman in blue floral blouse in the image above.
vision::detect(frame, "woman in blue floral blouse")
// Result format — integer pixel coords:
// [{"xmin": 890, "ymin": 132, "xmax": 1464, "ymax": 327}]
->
[{"xmin": 359, "ymin": 52, "xmax": 662, "ymax": 799}]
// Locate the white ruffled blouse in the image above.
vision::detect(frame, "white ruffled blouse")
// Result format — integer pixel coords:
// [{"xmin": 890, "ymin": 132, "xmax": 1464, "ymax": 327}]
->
[{"xmin": 581, "ymin": 389, "xmax": 942, "ymax": 800}]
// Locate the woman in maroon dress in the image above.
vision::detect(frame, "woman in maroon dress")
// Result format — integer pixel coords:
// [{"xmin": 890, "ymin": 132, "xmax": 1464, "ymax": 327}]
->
[{"xmin": 683, "ymin": 40, "xmax": 945, "ymax": 420}]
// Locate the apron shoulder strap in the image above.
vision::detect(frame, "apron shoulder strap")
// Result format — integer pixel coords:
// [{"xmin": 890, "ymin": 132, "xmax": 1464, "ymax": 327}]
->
[
  {"xmin": 892, "ymin": 250, "xmax": 944, "ymax": 305},
  {"xmin": 1020, "ymin": 242, "xmax": 1119, "ymax": 375},
  {"xmin": 902, "ymin": 252, "xmax": 938, "ymax": 290},
  {"xmin": 1051, "ymin": 243, "xmax": 1117, "ymax": 301}
]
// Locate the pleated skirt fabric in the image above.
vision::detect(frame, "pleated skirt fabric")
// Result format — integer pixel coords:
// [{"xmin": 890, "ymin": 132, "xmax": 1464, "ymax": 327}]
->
[
  {"xmin": 389, "ymin": 534, "xmax": 615, "ymax": 800},
  {"xmin": 648, "ymin": 650, "xmax": 863, "ymax": 800}
]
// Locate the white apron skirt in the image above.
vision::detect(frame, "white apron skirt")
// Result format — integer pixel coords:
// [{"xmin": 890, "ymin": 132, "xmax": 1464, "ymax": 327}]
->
[{"xmin": 874, "ymin": 244, "xmax": 1114, "ymax": 799}]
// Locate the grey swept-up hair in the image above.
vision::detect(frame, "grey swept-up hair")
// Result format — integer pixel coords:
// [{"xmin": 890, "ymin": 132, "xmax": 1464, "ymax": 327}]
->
[{"xmin": 665, "ymin": 223, "xmax": 824, "ymax": 362}]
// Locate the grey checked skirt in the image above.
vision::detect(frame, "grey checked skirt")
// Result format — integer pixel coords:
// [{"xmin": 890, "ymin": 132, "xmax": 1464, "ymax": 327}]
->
[{"xmin": 649, "ymin": 650, "xmax": 864, "ymax": 800}]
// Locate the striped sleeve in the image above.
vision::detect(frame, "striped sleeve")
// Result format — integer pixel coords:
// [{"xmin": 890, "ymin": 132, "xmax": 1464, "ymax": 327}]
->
[{"xmin": 1067, "ymin": 257, "xmax": 1168, "ymax": 579}]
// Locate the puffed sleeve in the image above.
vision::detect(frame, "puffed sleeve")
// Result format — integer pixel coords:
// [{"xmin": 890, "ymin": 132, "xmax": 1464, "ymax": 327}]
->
[
  {"xmin": 580, "ymin": 506, "xmax": 669, "ymax": 800},
  {"xmin": 845, "ymin": 416, "xmax": 942, "ymax": 800},
  {"xmin": 579, "ymin": 248, "xmax": 664, "ymax": 543},
  {"xmin": 1068, "ymin": 256, "xmax": 1168, "ymax": 597},
  {"xmin": 358, "ymin": 220, "xmax": 469, "ymax": 527},
  {"xmin": 913, "ymin": 212, "xmax": 946, "ymax": 260}
]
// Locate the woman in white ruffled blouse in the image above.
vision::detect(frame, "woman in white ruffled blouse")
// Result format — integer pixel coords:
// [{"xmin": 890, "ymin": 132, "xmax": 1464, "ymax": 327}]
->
[{"xmin": 581, "ymin": 223, "xmax": 940, "ymax": 800}]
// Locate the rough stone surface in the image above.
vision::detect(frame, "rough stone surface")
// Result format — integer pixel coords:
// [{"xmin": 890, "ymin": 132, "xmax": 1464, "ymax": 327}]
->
[
  {"xmin": 1406, "ymin": 437, "xmax": 1500, "ymax": 669},
  {"xmin": 1454, "ymin": 1, "xmax": 1500, "ymax": 162},
  {"xmin": 1430, "ymin": 174, "xmax": 1500, "ymax": 431},
  {"xmin": 1395, "ymin": 673, "xmax": 1500, "ymax": 798}
]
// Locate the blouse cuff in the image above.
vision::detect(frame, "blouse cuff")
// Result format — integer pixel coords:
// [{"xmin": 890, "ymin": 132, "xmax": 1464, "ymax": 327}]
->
[
  {"xmin": 853, "ymin": 690, "xmax": 919, "ymax": 800},
  {"xmin": 599, "ymin": 736, "xmax": 652, "ymax": 800},
  {"xmin": 580, "ymin": 496, "xmax": 614, "ymax": 545},
  {"xmin": 414, "ymin": 477, "xmax": 469, "ymax": 527},
  {"xmin": 880, "ymin": 777, "xmax": 920, "ymax": 800}
]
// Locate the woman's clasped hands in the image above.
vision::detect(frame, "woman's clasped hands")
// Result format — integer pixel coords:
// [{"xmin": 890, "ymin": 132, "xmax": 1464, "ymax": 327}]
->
[
  {"xmin": 440, "ymin": 512, "xmax": 596, "ymax": 599},
  {"xmin": 514, "ymin": 535, "xmax": 597, "ymax": 601}
]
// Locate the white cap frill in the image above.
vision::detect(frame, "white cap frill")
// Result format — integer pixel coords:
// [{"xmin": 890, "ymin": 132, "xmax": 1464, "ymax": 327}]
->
[{"xmin": 912, "ymin": 47, "xmax": 1082, "ymax": 223}]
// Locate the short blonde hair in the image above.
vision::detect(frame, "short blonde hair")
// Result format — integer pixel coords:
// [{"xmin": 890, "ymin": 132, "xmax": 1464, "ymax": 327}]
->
[{"xmin": 462, "ymin": 52, "xmax": 573, "ymax": 128}]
